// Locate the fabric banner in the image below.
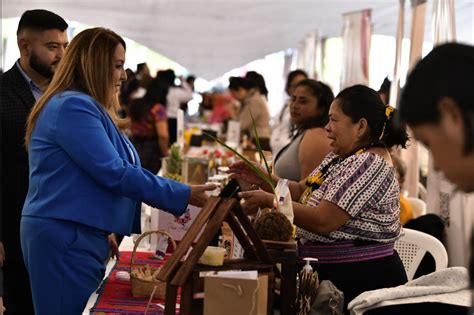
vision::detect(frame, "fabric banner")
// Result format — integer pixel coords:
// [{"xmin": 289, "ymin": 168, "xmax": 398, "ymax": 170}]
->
[
  {"xmin": 340, "ymin": 9, "xmax": 371, "ymax": 89},
  {"xmin": 401, "ymin": 0, "xmax": 427, "ymax": 198},
  {"xmin": 296, "ymin": 31, "xmax": 321, "ymax": 79},
  {"xmin": 390, "ymin": 0, "xmax": 405, "ymax": 107},
  {"xmin": 432, "ymin": 0, "xmax": 457, "ymax": 45}
]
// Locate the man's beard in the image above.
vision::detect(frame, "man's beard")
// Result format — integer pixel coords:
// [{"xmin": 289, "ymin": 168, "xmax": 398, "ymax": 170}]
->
[{"xmin": 29, "ymin": 51, "xmax": 55, "ymax": 79}]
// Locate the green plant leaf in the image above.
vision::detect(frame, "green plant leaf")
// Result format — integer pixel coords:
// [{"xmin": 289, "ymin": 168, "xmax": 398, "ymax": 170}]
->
[
  {"xmin": 203, "ymin": 132, "xmax": 275, "ymax": 193},
  {"xmin": 248, "ymin": 109, "xmax": 272, "ymax": 182}
]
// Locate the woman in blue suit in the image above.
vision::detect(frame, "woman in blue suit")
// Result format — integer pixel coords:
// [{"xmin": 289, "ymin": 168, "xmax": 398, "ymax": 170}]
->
[{"xmin": 21, "ymin": 27, "xmax": 215, "ymax": 315}]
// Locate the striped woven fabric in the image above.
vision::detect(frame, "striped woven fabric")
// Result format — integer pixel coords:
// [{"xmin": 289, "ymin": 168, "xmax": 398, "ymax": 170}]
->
[
  {"xmin": 299, "ymin": 240, "xmax": 395, "ymax": 264},
  {"xmin": 90, "ymin": 251, "xmax": 179, "ymax": 314}
]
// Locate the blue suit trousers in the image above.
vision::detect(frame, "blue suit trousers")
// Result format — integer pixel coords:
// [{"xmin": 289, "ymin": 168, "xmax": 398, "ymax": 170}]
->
[{"xmin": 21, "ymin": 216, "xmax": 109, "ymax": 315}]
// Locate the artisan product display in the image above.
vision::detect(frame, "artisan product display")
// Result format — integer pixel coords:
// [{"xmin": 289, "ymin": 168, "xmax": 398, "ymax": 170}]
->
[
  {"xmin": 129, "ymin": 230, "xmax": 175, "ymax": 299},
  {"xmin": 163, "ymin": 144, "xmax": 184, "ymax": 182},
  {"xmin": 254, "ymin": 209, "xmax": 293, "ymax": 242},
  {"xmin": 199, "ymin": 246, "xmax": 226, "ymax": 266}
]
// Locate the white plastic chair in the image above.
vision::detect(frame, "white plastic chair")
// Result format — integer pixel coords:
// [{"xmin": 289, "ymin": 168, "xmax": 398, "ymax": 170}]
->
[
  {"xmin": 417, "ymin": 182, "xmax": 427, "ymax": 202},
  {"xmin": 407, "ymin": 197, "xmax": 426, "ymax": 219},
  {"xmin": 394, "ymin": 228, "xmax": 448, "ymax": 281}
]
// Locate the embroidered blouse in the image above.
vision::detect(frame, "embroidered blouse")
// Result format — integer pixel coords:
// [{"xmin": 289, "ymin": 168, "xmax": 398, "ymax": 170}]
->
[
  {"xmin": 298, "ymin": 151, "xmax": 401, "ymax": 243},
  {"xmin": 130, "ymin": 103, "xmax": 167, "ymax": 139}
]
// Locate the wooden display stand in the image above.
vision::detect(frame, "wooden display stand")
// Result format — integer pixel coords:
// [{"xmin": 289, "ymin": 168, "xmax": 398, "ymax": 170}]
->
[
  {"xmin": 156, "ymin": 195, "xmax": 276, "ymax": 315},
  {"xmin": 263, "ymin": 240, "xmax": 298, "ymax": 315}
]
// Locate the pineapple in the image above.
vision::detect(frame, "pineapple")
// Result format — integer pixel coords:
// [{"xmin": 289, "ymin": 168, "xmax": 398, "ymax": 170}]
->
[{"xmin": 163, "ymin": 144, "xmax": 184, "ymax": 182}]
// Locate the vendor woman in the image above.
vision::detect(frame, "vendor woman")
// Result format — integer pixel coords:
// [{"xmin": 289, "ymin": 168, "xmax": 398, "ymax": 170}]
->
[{"xmin": 229, "ymin": 84, "xmax": 409, "ymax": 312}]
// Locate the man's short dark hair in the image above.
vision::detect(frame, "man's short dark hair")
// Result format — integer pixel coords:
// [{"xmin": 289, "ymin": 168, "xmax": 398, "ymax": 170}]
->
[
  {"xmin": 17, "ymin": 9, "xmax": 68, "ymax": 35},
  {"xmin": 399, "ymin": 43, "xmax": 474, "ymax": 153}
]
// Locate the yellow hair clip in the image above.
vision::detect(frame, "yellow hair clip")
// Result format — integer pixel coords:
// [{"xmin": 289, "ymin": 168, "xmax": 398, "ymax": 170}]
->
[
  {"xmin": 385, "ymin": 105, "xmax": 394, "ymax": 119},
  {"xmin": 379, "ymin": 105, "xmax": 394, "ymax": 140}
]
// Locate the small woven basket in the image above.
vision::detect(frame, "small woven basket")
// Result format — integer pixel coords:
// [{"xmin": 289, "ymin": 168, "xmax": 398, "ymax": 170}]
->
[{"xmin": 129, "ymin": 230, "xmax": 176, "ymax": 299}]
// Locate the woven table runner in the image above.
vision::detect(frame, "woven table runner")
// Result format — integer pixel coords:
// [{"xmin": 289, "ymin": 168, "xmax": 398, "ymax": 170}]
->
[{"xmin": 90, "ymin": 251, "xmax": 180, "ymax": 314}]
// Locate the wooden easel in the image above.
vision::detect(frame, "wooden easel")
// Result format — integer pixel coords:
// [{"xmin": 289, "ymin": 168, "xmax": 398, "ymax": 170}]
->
[{"xmin": 156, "ymin": 194, "xmax": 275, "ymax": 315}]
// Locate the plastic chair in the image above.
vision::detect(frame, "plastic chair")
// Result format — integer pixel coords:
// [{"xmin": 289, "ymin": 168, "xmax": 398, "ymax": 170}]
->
[
  {"xmin": 394, "ymin": 228, "xmax": 448, "ymax": 281},
  {"xmin": 406, "ymin": 197, "xmax": 426, "ymax": 219},
  {"xmin": 417, "ymin": 182, "xmax": 427, "ymax": 202}
]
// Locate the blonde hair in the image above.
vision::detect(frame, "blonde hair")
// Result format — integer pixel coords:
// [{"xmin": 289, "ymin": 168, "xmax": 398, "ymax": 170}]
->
[{"xmin": 25, "ymin": 27, "xmax": 128, "ymax": 147}]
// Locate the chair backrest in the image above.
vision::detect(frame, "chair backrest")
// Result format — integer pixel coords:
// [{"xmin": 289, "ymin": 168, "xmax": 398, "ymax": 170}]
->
[
  {"xmin": 394, "ymin": 228, "xmax": 448, "ymax": 280},
  {"xmin": 407, "ymin": 197, "xmax": 427, "ymax": 219},
  {"xmin": 417, "ymin": 182, "xmax": 427, "ymax": 202}
]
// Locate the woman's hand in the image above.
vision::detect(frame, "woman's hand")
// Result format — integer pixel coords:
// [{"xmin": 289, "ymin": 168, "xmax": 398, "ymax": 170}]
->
[
  {"xmin": 228, "ymin": 161, "xmax": 267, "ymax": 187},
  {"xmin": 188, "ymin": 183, "xmax": 217, "ymax": 207},
  {"xmin": 237, "ymin": 190, "xmax": 274, "ymax": 215},
  {"xmin": 108, "ymin": 234, "xmax": 119, "ymax": 260}
]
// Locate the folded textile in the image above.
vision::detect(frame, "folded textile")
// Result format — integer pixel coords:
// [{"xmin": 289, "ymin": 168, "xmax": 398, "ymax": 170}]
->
[{"xmin": 348, "ymin": 267, "xmax": 471, "ymax": 315}]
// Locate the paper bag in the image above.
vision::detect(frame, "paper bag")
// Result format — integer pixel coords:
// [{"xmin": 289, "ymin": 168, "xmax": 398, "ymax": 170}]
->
[
  {"xmin": 274, "ymin": 179, "xmax": 294, "ymax": 223},
  {"xmin": 204, "ymin": 275, "xmax": 268, "ymax": 315}
]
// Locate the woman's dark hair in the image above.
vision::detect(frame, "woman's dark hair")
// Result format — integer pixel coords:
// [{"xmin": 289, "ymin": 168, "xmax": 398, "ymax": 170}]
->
[
  {"xmin": 399, "ymin": 43, "xmax": 474, "ymax": 153},
  {"xmin": 125, "ymin": 68, "xmax": 134, "ymax": 78},
  {"xmin": 137, "ymin": 62, "xmax": 148, "ymax": 73},
  {"xmin": 228, "ymin": 76, "xmax": 252, "ymax": 91},
  {"xmin": 336, "ymin": 85, "xmax": 408, "ymax": 148},
  {"xmin": 293, "ymin": 79, "xmax": 334, "ymax": 130},
  {"xmin": 285, "ymin": 69, "xmax": 308, "ymax": 95},
  {"xmin": 378, "ymin": 77, "xmax": 391, "ymax": 104},
  {"xmin": 156, "ymin": 69, "xmax": 176, "ymax": 86},
  {"xmin": 244, "ymin": 71, "xmax": 268, "ymax": 98},
  {"xmin": 129, "ymin": 78, "xmax": 169, "ymax": 121}
]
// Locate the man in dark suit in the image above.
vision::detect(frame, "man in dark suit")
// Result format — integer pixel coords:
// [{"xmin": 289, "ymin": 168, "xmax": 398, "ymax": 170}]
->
[{"xmin": 0, "ymin": 10, "xmax": 68, "ymax": 314}]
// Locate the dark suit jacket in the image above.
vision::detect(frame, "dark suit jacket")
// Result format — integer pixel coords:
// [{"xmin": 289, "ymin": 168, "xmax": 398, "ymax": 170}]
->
[{"xmin": 0, "ymin": 63, "xmax": 35, "ymax": 259}]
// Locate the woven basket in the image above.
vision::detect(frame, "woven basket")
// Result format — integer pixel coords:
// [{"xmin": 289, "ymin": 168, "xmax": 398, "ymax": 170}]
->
[{"xmin": 129, "ymin": 230, "xmax": 176, "ymax": 299}]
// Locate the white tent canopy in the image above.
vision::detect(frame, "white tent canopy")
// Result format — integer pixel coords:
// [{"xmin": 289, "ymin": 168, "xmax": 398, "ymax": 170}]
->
[{"xmin": 2, "ymin": 0, "xmax": 473, "ymax": 80}]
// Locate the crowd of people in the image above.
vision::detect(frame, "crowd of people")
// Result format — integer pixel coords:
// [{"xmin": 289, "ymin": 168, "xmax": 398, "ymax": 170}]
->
[
  {"xmin": 121, "ymin": 65, "xmax": 195, "ymax": 174},
  {"xmin": 1, "ymin": 7, "xmax": 473, "ymax": 315}
]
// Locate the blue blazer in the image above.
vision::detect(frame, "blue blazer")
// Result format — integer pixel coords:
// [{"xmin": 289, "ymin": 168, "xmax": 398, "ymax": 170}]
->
[{"xmin": 22, "ymin": 90, "xmax": 191, "ymax": 235}]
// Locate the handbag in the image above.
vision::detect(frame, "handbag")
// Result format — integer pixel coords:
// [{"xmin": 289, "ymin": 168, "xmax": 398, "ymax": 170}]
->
[{"xmin": 310, "ymin": 280, "xmax": 344, "ymax": 315}]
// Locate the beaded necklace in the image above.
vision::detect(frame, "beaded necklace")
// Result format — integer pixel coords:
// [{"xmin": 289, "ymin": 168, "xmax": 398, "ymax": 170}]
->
[{"xmin": 299, "ymin": 141, "xmax": 386, "ymax": 203}]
